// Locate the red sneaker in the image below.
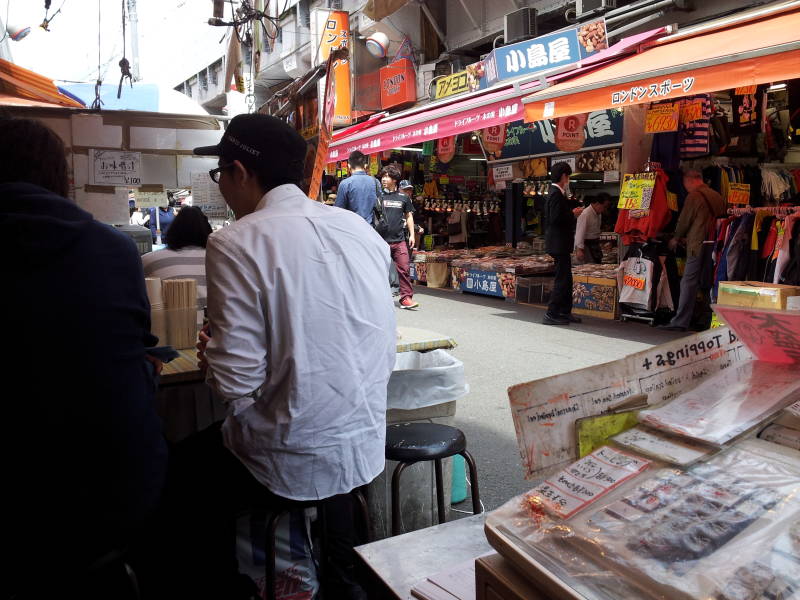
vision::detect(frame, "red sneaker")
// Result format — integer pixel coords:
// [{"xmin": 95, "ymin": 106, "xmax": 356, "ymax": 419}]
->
[{"xmin": 400, "ymin": 297, "xmax": 419, "ymax": 309}]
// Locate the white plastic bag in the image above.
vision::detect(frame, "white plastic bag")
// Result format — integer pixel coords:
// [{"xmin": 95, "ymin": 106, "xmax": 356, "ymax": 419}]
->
[{"xmin": 387, "ymin": 350, "xmax": 469, "ymax": 410}]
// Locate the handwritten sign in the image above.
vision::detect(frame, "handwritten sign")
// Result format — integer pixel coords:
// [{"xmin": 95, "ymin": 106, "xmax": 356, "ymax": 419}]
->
[
  {"xmin": 133, "ymin": 190, "xmax": 167, "ymax": 209},
  {"xmin": 190, "ymin": 172, "xmax": 228, "ymax": 218},
  {"xmin": 618, "ymin": 172, "xmax": 656, "ymax": 210},
  {"xmin": 613, "ymin": 426, "xmax": 715, "ymax": 466},
  {"xmin": 623, "ymin": 274, "xmax": 646, "ymax": 290},
  {"xmin": 492, "ymin": 164, "xmax": 514, "ymax": 181},
  {"xmin": 644, "ymin": 103, "xmax": 678, "ymax": 133},
  {"xmin": 528, "ymin": 446, "xmax": 650, "ymax": 518},
  {"xmin": 679, "ymin": 99, "xmax": 703, "ymax": 124},
  {"xmin": 728, "ymin": 182, "xmax": 750, "ymax": 205},
  {"xmin": 735, "ymin": 85, "xmax": 757, "ymax": 95},
  {"xmin": 90, "ymin": 150, "xmax": 141, "ymax": 186},
  {"xmin": 712, "ymin": 305, "xmax": 800, "ymax": 364},
  {"xmin": 509, "ymin": 327, "xmax": 751, "ymax": 479}
]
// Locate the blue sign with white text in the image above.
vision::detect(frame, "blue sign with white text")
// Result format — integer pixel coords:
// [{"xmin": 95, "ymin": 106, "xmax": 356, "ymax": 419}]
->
[
  {"xmin": 462, "ymin": 270, "xmax": 504, "ymax": 297},
  {"xmin": 485, "ymin": 29, "xmax": 581, "ymax": 85}
]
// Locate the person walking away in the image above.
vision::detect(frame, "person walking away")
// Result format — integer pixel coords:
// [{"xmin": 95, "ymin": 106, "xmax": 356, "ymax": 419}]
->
[
  {"xmin": 138, "ymin": 114, "xmax": 396, "ymax": 600},
  {"xmin": 575, "ymin": 194, "xmax": 611, "ymax": 264},
  {"xmin": 334, "ymin": 150, "xmax": 379, "ymax": 224},
  {"xmin": 0, "ymin": 117, "xmax": 167, "ymax": 599},
  {"xmin": 380, "ymin": 165, "xmax": 419, "ymax": 309},
  {"xmin": 660, "ymin": 169, "xmax": 726, "ymax": 331},
  {"xmin": 141, "ymin": 205, "xmax": 212, "ymax": 324},
  {"xmin": 544, "ymin": 161, "xmax": 583, "ymax": 325}
]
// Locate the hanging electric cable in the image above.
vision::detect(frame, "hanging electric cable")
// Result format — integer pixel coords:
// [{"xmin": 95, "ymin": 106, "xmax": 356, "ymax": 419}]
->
[
  {"xmin": 91, "ymin": 0, "xmax": 103, "ymax": 110},
  {"xmin": 40, "ymin": 0, "xmax": 68, "ymax": 32},
  {"xmin": 117, "ymin": 0, "xmax": 132, "ymax": 98}
]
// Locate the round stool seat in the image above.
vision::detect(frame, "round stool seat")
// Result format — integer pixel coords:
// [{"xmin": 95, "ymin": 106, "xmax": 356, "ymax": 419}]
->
[{"xmin": 386, "ymin": 422, "xmax": 466, "ymax": 462}]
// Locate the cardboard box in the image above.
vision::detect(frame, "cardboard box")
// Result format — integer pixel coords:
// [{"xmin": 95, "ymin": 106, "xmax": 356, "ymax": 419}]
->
[
  {"xmin": 572, "ymin": 275, "xmax": 618, "ymax": 320},
  {"xmin": 717, "ymin": 281, "xmax": 800, "ymax": 311}
]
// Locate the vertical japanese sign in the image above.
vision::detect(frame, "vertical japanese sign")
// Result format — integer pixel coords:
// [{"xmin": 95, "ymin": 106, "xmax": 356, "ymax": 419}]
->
[
  {"xmin": 312, "ymin": 10, "xmax": 352, "ymax": 126},
  {"xmin": 308, "ymin": 52, "xmax": 340, "ymax": 201}
]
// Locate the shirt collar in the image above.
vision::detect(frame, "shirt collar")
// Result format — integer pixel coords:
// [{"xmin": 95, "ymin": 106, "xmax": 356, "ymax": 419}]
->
[{"xmin": 254, "ymin": 183, "xmax": 303, "ymax": 212}]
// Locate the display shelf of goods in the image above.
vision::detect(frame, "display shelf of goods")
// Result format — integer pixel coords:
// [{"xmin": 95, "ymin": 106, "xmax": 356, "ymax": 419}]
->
[
  {"xmin": 410, "ymin": 262, "xmax": 427, "ymax": 283},
  {"xmin": 516, "ymin": 275, "xmax": 555, "ymax": 306},
  {"xmin": 572, "ymin": 265, "xmax": 619, "ymax": 320}
]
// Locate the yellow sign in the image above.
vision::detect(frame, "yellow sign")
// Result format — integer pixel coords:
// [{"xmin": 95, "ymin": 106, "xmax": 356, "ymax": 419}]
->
[
  {"xmin": 735, "ymin": 85, "xmax": 757, "ymax": 95},
  {"xmin": 728, "ymin": 182, "xmax": 751, "ymax": 205},
  {"xmin": 679, "ymin": 99, "xmax": 703, "ymax": 124},
  {"xmin": 369, "ymin": 154, "xmax": 380, "ymax": 176},
  {"xmin": 575, "ymin": 411, "xmax": 640, "ymax": 458},
  {"xmin": 645, "ymin": 103, "xmax": 678, "ymax": 133},
  {"xmin": 618, "ymin": 172, "xmax": 657, "ymax": 210},
  {"xmin": 434, "ymin": 70, "xmax": 470, "ymax": 99}
]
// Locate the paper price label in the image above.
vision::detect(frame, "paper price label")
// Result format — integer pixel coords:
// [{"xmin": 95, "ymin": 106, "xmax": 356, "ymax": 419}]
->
[
  {"xmin": 624, "ymin": 274, "xmax": 646, "ymax": 290},
  {"xmin": 645, "ymin": 103, "xmax": 679, "ymax": 133},
  {"xmin": 679, "ymin": 99, "xmax": 703, "ymax": 124},
  {"xmin": 728, "ymin": 183, "xmax": 750, "ymax": 205}
]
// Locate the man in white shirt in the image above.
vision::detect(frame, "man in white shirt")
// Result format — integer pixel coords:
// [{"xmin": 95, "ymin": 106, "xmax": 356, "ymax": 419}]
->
[
  {"xmin": 574, "ymin": 194, "xmax": 611, "ymax": 264},
  {"xmin": 150, "ymin": 114, "xmax": 396, "ymax": 599}
]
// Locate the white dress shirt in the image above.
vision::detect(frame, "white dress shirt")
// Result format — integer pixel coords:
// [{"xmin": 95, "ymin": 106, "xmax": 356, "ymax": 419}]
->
[
  {"xmin": 574, "ymin": 204, "xmax": 602, "ymax": 250},
  {"xmin": 204, "ymin": 184, "xmax": 396, "ymax": 501}
]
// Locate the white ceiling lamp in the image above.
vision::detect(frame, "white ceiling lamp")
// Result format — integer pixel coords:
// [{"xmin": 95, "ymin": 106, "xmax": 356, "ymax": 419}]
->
[
  {"xmin": 769, "ymin": 83, "xmax": 787, "ymax": 91},
  {"xmin": 366, "ymin": 31, "xmax": 390, "ymax": 58},
  {"xmin": 394, "ymin": 146, "xmax": 424, "ymax": 152}
]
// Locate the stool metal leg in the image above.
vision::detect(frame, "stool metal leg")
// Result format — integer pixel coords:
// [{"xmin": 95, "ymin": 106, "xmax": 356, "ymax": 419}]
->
[
  {"xmin": 265, "ymin": 510, "xmax": 287, "ymax": 600},
  {"xmin": 433, "ymin": 459, "xmax": 447, "ymax": 525},
  {"xmin": 391, "ymin": 461, "xmax": 414, "ymax": 536},
  {"xmin": 352, "ymin": 488, "xmax": 371, "ymax": 543},
  {"xmin": 460, "ymin": 450, "xmax": 482, "ymax": 515}
]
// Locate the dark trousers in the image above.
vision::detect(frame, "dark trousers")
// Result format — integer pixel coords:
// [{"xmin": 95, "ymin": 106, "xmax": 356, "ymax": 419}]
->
[
  {"xmin": 548, "ymin": 253, "xmax": 573, "ymax": 317},
  {"xmin": 132, "ymin": 423, "xmax": 366, "ymax": 600},
  {"xmin": 390, "ymin": 242, "xmax": 414, "ymax": 301}
]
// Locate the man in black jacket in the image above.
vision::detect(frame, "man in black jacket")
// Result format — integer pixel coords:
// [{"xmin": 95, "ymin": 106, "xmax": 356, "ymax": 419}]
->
[
  {"xmin": 544, "ymin": 161, "xmax": 583, "ymax": 325},
  {"xmin": 0, "ymin": 118, "xmax": 167, "ymax": 599}
]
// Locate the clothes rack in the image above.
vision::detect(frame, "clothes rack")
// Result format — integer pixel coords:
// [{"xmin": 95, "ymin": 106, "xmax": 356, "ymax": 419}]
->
[{"xmin": 727, "ymin": 206, "xmax": 800, "ymax": 216}]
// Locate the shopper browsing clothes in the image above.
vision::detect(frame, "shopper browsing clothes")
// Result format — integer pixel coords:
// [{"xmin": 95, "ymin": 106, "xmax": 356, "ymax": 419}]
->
[
  {"xmin": 575, "ymin": 194, "xmax": 612, "ymax": 264},
  {"xmin": 0, "ymin": 118, "xmax": 167, "ymax": 599},
  {"xmin": 544, "ymin": 161, "xmax": 584, "ymax": 326},
  {"xmin": 137, "ymin": 114, "xmax": 396, "ymax": 600},
  {"xmin": 380, "ymin": 165, "xmax": 419, "ymax": 309},
  {"xmin": 660, "ymin": 169, "xmax": 726, "ymax": 332}
]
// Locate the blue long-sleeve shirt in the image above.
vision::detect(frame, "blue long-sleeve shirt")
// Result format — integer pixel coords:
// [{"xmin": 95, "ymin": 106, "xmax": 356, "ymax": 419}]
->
[
  {"xmin": 334, "ymin": 171, "xmax": 378, "ymax": 224},
  {"xmin": 149, "ymin": 206, "xmax": 175, "ymax": 241}
]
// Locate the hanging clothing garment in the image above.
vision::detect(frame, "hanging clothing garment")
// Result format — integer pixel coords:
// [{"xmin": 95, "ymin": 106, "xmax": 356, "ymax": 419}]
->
[{"xmin": 615, "ymin": 169, "xmax": 673, "ymax": 246}]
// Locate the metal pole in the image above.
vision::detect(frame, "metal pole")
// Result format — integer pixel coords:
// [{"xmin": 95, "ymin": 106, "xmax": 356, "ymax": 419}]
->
[{"xmin": 127, "ymin": 0, "xmax": 141, "ymax": 80}]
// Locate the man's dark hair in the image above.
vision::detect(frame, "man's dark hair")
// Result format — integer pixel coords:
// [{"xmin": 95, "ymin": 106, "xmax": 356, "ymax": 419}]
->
[
  {"xmin": 594, "ymin": 193, "xmax": 612, "ymax": 205},
  {"xmin": 0, "ymin": 118, "xmax": 70, "ymax": 198},
  {"xmin": 164, "ymin": 206, "xmax": 212, "ymax": 250},
  {"xmin": 220, "ymin": 151, "xmax": 302, "ymax": 194},
  {"xmin": 348, "ymin": 151, "xmax": 368, "ymax": 169},
  {"xmin": 551, "ymin": 161, "xmax": 572, "ymax": 184},
  {"xmin": 379, "ymin": 163, "xmax": 402, "ymax": 183}
]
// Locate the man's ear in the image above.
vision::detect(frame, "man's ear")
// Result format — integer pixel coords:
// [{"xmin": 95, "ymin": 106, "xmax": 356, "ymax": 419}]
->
[{"xmin": 231, "ymin": 160, "xmax": 250, "ymax": 188}]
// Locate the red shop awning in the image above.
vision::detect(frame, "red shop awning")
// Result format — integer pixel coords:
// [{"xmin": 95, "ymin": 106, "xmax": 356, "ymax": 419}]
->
[{"xmin": 327, "ymin": 27, "xmax": 668, "ymax": 162}]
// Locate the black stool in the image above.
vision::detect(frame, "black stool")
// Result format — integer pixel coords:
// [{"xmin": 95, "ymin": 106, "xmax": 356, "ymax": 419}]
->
[
  {"xmin": 262, "ymin": 488, "xmax": 370, "ymax": 600},
  {"xmin": 386, "ymin": 422, "xmax": 481, "ymax": 536}
]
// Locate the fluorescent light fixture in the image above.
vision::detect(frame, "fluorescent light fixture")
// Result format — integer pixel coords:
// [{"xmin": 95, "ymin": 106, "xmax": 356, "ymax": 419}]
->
[
  {"xmin": 769, "ymin": 83, "xmax": 787, "ymax": 91},
  {"xmin": 394, "ymin": 147, "xmax": 424, "ymax": 152},
  {"xmin": 470, "ymin": 158, "xmax": 487, "ymax": 161}
]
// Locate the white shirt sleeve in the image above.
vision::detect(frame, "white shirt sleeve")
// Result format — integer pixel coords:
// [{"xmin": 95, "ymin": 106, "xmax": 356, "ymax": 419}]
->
[
  {"xmin": 204, "ymin": 234, "xmax": 268, "ymax": 403},
  {"xmin": 574, "ymin": 208, "xmax": 589, "ymax": 250}
]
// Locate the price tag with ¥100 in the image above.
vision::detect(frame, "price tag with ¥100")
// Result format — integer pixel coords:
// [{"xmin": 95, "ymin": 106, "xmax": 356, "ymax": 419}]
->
[{"xmin": 624, "ymin": 274, "xmax": 646, "ymax": 290}]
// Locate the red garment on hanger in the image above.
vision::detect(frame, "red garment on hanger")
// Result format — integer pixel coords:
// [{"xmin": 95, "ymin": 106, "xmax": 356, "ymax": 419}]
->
[{"xmin": 615, "ymin": 169, "xmax": 673, "ymax": 245}]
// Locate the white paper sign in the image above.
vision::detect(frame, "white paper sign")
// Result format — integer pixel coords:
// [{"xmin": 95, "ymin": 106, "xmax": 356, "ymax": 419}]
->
[
  {"xmin": 510, "ymin": 327, "xmax": 752, "ymax": 479},
  {"xmin": 613, "ymin": 426, "xmax": 714, "ymax": 466},
  {"xmin": 603, "ymin": 170, "xmax": 620, "ymax": 183},
  {"xmin": 555, "ymin": 156, "xmax": 576, "ymax": 172},
  {"xmin": 190, "ymin": 172, "xmax": 228, "ymax": 219},
  {"xmin": 493, "ymin": 164, "xmax": 514, "ymax": 181},
  {"xmin": 90, "ymin": 149, "xmax": 142, "ymax": 186},
  {"xmin": 529, "ymin": 446, "xmax": 649, "ymax": 518},
  {"xmin": 134, "ymin": 191, "xmax": 168, "ymax": 209}
]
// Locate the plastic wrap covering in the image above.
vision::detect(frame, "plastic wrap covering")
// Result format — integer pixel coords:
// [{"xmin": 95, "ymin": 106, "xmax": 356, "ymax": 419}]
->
[{"xmin": 486, "ymin": 439, "xmax": 800, "ymax": 600}]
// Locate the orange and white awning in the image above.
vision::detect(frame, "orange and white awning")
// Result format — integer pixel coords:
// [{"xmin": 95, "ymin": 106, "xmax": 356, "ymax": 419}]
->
[
  {"xmin": 0, "ymin": 58, "xmax": 85, "ymax": 109},
  {"xmin": 523, "ymin": 5, "xmax": 800, "ymax": 122}
]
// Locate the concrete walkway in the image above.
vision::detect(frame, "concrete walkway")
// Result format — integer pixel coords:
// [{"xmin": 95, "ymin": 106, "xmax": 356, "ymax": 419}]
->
[{"xmin": 395, "ymin": 285, "xmax": 686, "ymax": 510}]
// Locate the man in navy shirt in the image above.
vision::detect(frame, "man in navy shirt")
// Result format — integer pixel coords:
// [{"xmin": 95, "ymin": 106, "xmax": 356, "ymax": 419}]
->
[{"xmin": 334, "ymin": 151, "xmax": 379, "ymax": 223}]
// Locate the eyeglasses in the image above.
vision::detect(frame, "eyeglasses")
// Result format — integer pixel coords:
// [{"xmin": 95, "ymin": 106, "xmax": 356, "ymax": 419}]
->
[{"xmin": 208, "ymin": 163, "xmax": 234, "ymax": 183}]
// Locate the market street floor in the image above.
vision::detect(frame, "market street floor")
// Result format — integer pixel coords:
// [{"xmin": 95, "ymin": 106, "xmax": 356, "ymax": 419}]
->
[{"xmin": 395, "ymin": 285, "xmax": 687, "ymax": 513}]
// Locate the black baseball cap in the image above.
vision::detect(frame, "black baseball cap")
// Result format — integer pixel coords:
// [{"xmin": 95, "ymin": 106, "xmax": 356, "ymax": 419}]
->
[{"xmin": 194, "ymin": 113, "xmax": 307, "ymax": 180}]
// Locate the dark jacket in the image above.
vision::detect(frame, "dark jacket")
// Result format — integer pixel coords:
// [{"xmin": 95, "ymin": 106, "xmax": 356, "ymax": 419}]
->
[
  {"xmin": 545, "ymin": 184, "xmax": 576, "ymax": 255},
  {"xmin": 0, "ymin": 182, "xmax": 167, "ymax": 593}
]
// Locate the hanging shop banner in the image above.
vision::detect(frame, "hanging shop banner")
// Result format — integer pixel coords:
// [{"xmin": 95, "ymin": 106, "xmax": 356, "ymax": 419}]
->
[
  {"xmin": 437, "ymin": 135, "xmax": 457, "ymax": 163},
  {"xmin": 618, "ymin": 172, "xmax": 657, "ymax": 210},
  {"xmin": 308, "ymin": 54, "xmax": 338, "ymax": 201},
  {"xmin": 433, "ymin": 60, "xmax": 487, "ymax": 100},
  {"xmin": 727, "ymin": 182, "xmax": 751, "ymax": 205},
  {"xmin": 495, "ymin": 109, "xmax": 622, "ymax": 161},
  {"xmin": 311, "ymin": 9, "xmax": 351, "ymax": 126},
  {"xmin": 379, "ymin": 58, "xmax": 417, "ymax": 110},
  {"xmin": 484, "ymin": 19, "xmax": 606, "ymax": 87},
  {"xmin": 481, "ymin": 124, "xmax": 507, "ymax": 153},
  {"xmin": 369, "ymin": 153, "xmax": 380, "ymax": 175},
  {"xmin": 90, "ymin": 149, "xmax": 141, "ymax": 186},
  {"xmin": 492, "ymin": 164, "xmax": 514, "ymax": 181},
  {"xmin": 644, "ymin": 102, "xmax": 679, "ymax": 133},
  {"xmin": 555, "ymin": 113, "xmax": 588, "ymax": 152}
]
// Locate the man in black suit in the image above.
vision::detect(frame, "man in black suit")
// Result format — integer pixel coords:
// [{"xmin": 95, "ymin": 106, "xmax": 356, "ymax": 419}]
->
[{"xmin": 544, "ymin": 161, "xmax": 583, "ymax": 325}]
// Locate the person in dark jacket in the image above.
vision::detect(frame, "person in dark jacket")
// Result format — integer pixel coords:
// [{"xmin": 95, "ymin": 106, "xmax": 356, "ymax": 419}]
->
[
  {"xmin": 0, "ymin": 117, "xmax": 167, "ymax": 599},
  {"xmin": 544, "ymin": 161, "xmax": 583, "ymax": 325}
]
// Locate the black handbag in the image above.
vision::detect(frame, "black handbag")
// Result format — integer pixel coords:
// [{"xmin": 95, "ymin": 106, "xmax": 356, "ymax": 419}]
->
[{"xmin": 372, "ymin": 179, "xmax": 390, "ymax": 238}]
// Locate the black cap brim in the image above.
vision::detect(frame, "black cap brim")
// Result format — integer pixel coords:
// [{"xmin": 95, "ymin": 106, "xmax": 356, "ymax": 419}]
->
[{"xmin": 193, "ymin": 144, "xmax": 221, "ymax": 156}]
